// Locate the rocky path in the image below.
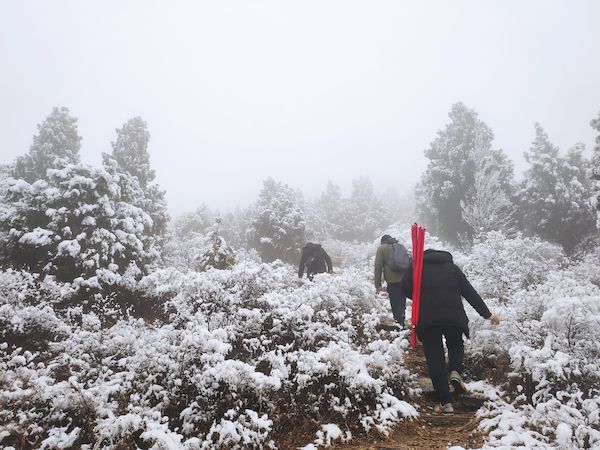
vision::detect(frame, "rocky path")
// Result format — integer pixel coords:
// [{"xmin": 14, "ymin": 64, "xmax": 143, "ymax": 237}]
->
[{"xmin": 336, "ymin": 331, "xmax": 487, "ymax": 450}]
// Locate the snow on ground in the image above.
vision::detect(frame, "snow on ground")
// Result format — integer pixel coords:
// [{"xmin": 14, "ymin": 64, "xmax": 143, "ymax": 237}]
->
[
  {"xmin": 0, "ymin": 252, "xmax": 418, "ymax": 449},
  {"xmin": 0, "ymin": 229, "xmax": 599, "ymax": 449}
]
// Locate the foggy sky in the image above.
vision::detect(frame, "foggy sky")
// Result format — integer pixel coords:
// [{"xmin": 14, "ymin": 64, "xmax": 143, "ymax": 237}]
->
[{"xmin": 1, "ymin": 1, "xmax": 600, "ymax": 214}]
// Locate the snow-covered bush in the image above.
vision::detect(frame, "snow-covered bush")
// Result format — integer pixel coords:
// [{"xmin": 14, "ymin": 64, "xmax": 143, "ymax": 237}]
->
[
  {"xmin": 0, "ymin": 269, "xmax": 72, "ymax": 352},
  {"xmin": 0, "ymin": 258, "xmax": 418, "ymax": 448},
  {"xmin": 468, "ymin": 255, "xmax": 600, "ymax": 448},
  {"xmin": 0, "ymin": 163, "xmax": 160, "ymax": 282},
  {"xmin": 461, "ymin": 231, "xmax": 564, "ymax": 300}
]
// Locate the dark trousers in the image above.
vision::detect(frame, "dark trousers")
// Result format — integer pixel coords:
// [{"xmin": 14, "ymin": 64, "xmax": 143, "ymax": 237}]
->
[
  {"xmin": 419, "ymin": 326, "xmax": 464, "ymax": 405},
  {"xmin": 386, "ymin": 283, "xmax": 406, "ymax": 326}
]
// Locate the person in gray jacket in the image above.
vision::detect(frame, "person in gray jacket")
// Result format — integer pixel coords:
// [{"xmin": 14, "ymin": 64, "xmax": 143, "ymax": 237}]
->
[{"xmin": 374, "ymin": 234, "xmax": 409, "ymax": 326}]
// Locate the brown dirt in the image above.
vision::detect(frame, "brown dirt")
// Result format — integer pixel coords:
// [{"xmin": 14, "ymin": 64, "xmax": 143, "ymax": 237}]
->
[{"xmin": 331, "ymin": 339, "xmax": 487, "ymax": 450}]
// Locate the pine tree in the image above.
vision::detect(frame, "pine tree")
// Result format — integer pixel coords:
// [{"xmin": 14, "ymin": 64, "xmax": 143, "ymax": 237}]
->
[
  {"xmin": 590, "ymin": 112, "xmax": 600, "ymax": 229},
  {"xmin": 252, "ymin": 178, "xmax": 306, "ymax": 263},
  {"xmin": 517, "ymin": 124, "xmax": 595, "ymax": 253},
  {"xmin": 103, "ymin": 117, "xmax": 168, "ymax": 244},
  {"xmin": 13, "ymin": 107, "xmax": 81, "ymax": 182},
  {"xmin": 315, "ymin": 181, "xmax": 345, "ymax": 240},
  {"xmin": 110, "ymin": 117, "xmax": 154, "ymax": 187},
  {"xmin": 345, "ymin": 176, "xmax": 387, "ymax": 241},
  {"xmin": 416, "ymin": 103, "xmax": 505, "ymax": 245}
]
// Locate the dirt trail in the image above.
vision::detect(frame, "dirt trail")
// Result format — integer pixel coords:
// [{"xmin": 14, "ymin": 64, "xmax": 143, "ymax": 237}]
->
[{"xmin": 336, "ymin": 332, "xmax": 487, "ymax": 450}]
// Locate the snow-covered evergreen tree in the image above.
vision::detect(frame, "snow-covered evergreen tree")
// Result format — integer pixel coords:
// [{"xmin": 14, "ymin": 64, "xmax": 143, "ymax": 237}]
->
[
  {"xmin": 343, "ymin": 176, "xmax": 387, "ymax": 241},
  {"xmin": 110, "ymin": 117, "xmax": 154, "ymax": 188},
  {"xmin": 517, "ymin": 124, "xmax": 595, "ymax": 253},
  {"xmin": 196, "ymin": 223, "xmax": 236, "ymax": 271},
  {"xmin": 252, "ymin": 177, "xmax": 306, "ymax": 263},
  {"xmin": 590, "ymin": 112, "xmax": 600, "ymax": 229},
  {"xmin": 103, "ymin": 117, "xmax": 169, "ymax": 245},
  {"xmin": 417, "ymin": 103, "xmax": 506, "ymax": 245},
  {"xmin": 313, "ymin": 181, "xmax": 346, "ymax": 240},
  {"xmin": 0, "ymin": 163, "xmax": 159, "ymax": 282},
  {"xmin": 13, "ymin": 107, "xmax": 81, "ymax": 182}
]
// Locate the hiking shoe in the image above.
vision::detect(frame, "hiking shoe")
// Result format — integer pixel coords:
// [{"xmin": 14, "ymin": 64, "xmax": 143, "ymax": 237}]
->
[
  {"xmin": 433, "ymin": 402, "xmax": 454, "ymax": 415},
  {"xmin": 449, "ymin": 370, "xmax": 467, "ymax": 394}
]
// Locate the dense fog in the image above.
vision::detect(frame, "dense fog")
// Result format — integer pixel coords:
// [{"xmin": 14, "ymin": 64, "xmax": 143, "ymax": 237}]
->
[{"xmin": 1, "ymin": 1, "xmax": 599, "ymax": 449}]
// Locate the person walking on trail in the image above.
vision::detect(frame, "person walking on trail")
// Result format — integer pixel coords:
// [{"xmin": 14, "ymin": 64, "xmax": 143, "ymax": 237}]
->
[
  {"xmin": 402, "ymin": 249, "xmax": 500, "ymax": 415},
  {"xmin": 374, "ymin": 234, "xmax": 411, "ymax": 327},
  {"xmin": 298, "ymin": 243, "xmax": 333, "ymax": 281}
]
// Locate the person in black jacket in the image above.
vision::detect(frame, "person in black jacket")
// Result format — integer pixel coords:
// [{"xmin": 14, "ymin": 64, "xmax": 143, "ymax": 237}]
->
[
  {"xmin": 402, "ymin": 249, "xmax": 500, "ymax": 414},
  {"xmin": 298, "ymin": 243, "xmax": 333, "ymax": 280}
]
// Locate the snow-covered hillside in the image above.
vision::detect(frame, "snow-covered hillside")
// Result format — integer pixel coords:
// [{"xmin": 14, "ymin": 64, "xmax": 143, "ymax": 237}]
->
[{"xmin": 1, "ymin": 229, "xmax": 598, "ymax": 449}]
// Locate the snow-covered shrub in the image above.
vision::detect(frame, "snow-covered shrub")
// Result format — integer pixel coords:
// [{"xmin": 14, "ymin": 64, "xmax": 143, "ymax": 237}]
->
[
  {"xmin": 0, "ymin": 270, "xmax": 72, "ymax": 353},
  {"xmin": 468, "ymin": 259, "xmax": 600, "ymax": 448},
  {"xmin": 0, "ymin": 163, "xmax": 160, "ymax": 282},
  {"xmin": 462, "ymin": 231, "xmax": 564, "ymax": 300},
  {"xmin": 0, "ymin": 257, "xmax": 418, "ymax": 448}
]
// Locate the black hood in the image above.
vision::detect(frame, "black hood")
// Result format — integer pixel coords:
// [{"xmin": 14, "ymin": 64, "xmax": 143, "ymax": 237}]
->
[
  {"xmin": 423, "ymin": 249, "xmax": 453, "ymax": 264},
  {"xmin": 304, "ymin": 243, "xmax": 322, "ymax": 250}
]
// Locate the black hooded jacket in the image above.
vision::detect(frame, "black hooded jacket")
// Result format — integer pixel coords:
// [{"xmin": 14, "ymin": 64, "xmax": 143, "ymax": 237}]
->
[
  {"xmin": 401, "ymin": 249, "xmax": 491, "ymax": 337},
  {"xmin": 298, "ymin": 243, "xmax": 333, "ymax": 278}
]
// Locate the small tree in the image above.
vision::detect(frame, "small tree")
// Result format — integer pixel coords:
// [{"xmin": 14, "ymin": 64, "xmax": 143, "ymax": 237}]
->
[
  {"xmin": 252, "ymin": 178, "xmax": 306, "ymax": 263},
  {"xmin": 13, "ymin": 107, "xmax": 81, "ymax": 182},
  {"xmin": 196, "ymin": 221, "xmax": 236, "ymax": 271}
]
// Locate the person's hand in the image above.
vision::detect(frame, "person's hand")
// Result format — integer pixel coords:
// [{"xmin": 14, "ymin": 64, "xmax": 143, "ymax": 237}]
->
[{"xmin": 489, "ymin": 313, "xmax": 500, "ymax": 325}]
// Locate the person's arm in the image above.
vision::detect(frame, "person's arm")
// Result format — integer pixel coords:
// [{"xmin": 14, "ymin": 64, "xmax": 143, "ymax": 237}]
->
[
  {"xmin": 456, "ymin": 265, "xmax": 491, "ymax": 319},
  {"xmin": 324, "ymin": 250, "xmax": 333, "ymax": 273},
  {"xmin": 401, "ymin": 264, "xmax": 413, "ymax": 298},
  {"xmin": 374, "ymin": 246, "xmax": 384, "ymax": 290},
  {"xmin": 298, "ymin": 250, "xmax": 307, "ymax": 278}
]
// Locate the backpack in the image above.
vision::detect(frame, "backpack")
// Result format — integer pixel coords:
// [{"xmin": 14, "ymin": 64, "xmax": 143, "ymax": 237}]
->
[
  {"xmin": 306, "ymin": 252, "xmax": 325, "ymax": 272},
  {"xmin": 384, "ymin": 243, "xmax": 411, "ymax": 273}
]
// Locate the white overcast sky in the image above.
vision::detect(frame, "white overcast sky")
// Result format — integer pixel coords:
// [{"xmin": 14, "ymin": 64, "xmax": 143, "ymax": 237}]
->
[{"xmin": 1, "ymin": 1, "xmax": 599, "ymax": 214}]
